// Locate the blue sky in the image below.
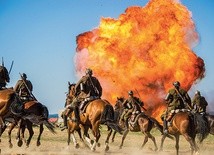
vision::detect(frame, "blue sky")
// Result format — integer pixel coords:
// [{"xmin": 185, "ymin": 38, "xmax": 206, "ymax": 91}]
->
[{"xmin": 0, "ymin": 0, "xmax": 214, "ymax": 114}]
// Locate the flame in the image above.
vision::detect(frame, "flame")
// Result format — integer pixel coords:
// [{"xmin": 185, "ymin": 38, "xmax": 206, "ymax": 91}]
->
[{"xmin": 74, "ymin": 0, "xmax": 205, "ymax": 119}]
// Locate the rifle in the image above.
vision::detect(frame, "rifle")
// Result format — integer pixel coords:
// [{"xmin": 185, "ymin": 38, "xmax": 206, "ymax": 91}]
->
[
  {"xmin": 8, "ymin": 60, "xmax": 14, "ymax": 75},
  {"xmin": 134, "ymin": 88, "xmax": 147, "ymax": 111},
  {"xmin": 88, "ymin": 76, "xmax": 99, "ymax": 95},
  {"xmin": 174, "ymin": 87, "xmax": 191, "ymax": 110},
  {"xmin": 19, "ymin": 72, "xmax": 37, "ymax": 101},
  {"xmin": 1, "ymin": 57, "xmax": 4, "ymax": 67}
]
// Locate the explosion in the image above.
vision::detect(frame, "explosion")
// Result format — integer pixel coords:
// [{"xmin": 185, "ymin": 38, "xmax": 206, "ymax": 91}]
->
[{"xmin": 74, "ymin": 0, "xmax": 205, "ymax": 119}]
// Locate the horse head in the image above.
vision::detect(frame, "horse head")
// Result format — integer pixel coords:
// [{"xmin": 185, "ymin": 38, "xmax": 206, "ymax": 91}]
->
[{"xmin": 114, "ymin": 97, "xmax": 125, "ymax": 111}]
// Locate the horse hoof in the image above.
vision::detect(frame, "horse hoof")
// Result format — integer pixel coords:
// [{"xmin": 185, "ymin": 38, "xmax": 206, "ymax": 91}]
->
[
  {"xmin": 105, "ymin": 146, "xmax": 109, "ymax": 152},
  {"xmin": 37, "ymin": 141, "xmax": 41, "ymax": 146},
  {"xmin": 75, "ymin": 143, "xmax": 80, "ymax": 149},
  {"xmin": 17, "ymin": 140, "xmax": 23, "ymax": 147},
  {"xmin": 9, "ymin": 143, "xmax": 13, "ymax": 148},
  {"xmin": 97, "ymin": 143, "xmax": 100, "ymax": 147},
  {"xmin": 119, "ymin": 146, "xmax": 122, "ymax": 149}
]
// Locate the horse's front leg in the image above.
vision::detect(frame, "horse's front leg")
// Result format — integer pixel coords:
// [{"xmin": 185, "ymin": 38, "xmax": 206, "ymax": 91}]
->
[
  {"xmin": 111, "ymin": 130, "xmax": 117, "ymax": 142},
  {"xmin": 16, "ymin": 119, "xmax": 24, "ymax": 147},
  {"xmin": 119, "ymin": 129, "xmax": 129, "ymax": 149},
  {"xmin": 8, "ymin": 123, "xmax": 16, "ymax": 148},
  {"xmin": 26, "ymin": 121, "xmax": 34, "ymax": 147},
  {"xmin": 37, "ymin": 124, "xmax": 44, "ymax": 146},
  {"xmin": 159, "ymin": 134, "xmax": 167, "ymax": 151}
]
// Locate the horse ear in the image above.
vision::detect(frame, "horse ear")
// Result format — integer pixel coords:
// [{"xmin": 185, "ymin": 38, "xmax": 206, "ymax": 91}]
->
[
  {"xmin": 68, "ymin": 81, "xmax": 70, "ymax": 85},
  {"xmin": 117, "ymin": 97, "xmax": 119, "ymax": 100}
]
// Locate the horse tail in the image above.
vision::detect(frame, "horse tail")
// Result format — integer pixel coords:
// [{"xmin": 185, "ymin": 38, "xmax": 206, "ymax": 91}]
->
[
  {"xmin": 194, "ymin": 113, "xmax": 209, "ymax": 143},
  {"xmin": 101, "ymin": 104, "xmax": 123, "ymax": 134},
  {"xmin": 42, "ymin": 106, "xmax": 56, "ymax": 134}
]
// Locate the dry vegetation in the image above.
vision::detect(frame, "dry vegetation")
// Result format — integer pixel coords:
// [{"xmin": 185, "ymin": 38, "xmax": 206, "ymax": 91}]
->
[{"xmin": 0, "ymin": 125, "xmax": 214, "ymax": 155}]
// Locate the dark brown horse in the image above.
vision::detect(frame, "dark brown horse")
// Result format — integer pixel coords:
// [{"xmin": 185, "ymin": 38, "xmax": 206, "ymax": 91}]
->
[
  {"xmin": 65, "ymin": 83, "xmax": 122, "ymax": 151},
  {"xmin": 0, "ymin": 89, "xmax": 55, "ymax": 148},
  {"xmin": 110, "ymin": 97, "xmax": 168, "ymax": 151},
  {"xmin": 15, "ymin": 100, "xmax": 56, "ymax": 147},
  {"xmin": 159, "ymin": 110, "xmax": 209, "ymax": 155}
]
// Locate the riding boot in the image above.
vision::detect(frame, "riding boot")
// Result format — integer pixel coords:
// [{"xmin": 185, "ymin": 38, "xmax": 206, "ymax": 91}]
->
[
  {"xmin": 163, "ymin": 119, "xmax": 168, "ymax": 134},
  {"xmin": 73, "ymin": 107, "xmax": 80, "ymax": 125},
  {"xmin": 124, "ymin": 118, "xmax": 129, "ymax": 130},
  {"xmin": 61, "ymin": 115, "xmax": 68, "ymax": 131}
]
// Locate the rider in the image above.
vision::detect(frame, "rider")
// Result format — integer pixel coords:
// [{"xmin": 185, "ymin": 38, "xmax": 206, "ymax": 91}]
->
[
  {"xmin": 192, "ymin": 90, "xmax": 208, "ymax": 114},
  {"xmin": 120, "ymin": 90, "xmax": 144, "ymax": 130},
  {"xmin": 162, "ymin": 81, "xmax": 191, "ymax": 134},
  {"xmin": 14, "ymin": 73, "xmax": 33, "ymax": 103},
  {"xmin": 0, "ymin": 65, "xmax": 10, "ymax": 90},
  {"xmin": 62, "ymin": 68, "xmax": 102, "ymax": 129}
]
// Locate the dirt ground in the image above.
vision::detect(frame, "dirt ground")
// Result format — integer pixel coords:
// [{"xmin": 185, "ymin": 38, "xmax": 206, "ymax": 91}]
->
[{"xmin": 0, "ymin": 126, "xmax": 214, "ymax": 155}]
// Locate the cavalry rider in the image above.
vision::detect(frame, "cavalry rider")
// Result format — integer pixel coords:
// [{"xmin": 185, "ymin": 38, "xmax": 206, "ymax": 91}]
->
[
  {"xmin": 14, "ymin": 73, "xmax": 33, "ymax": 103},
  {"xmin": 192, "ymin": 90, "xmax": 208, "ymax": 114},
  {"xmin": 120, "ymin": 90, "xmax": 144, "ymax": 130},
  {"xmin": 162, "ymin": 81, "xmax": 191, "ymax": 134},
  {"xmin": 62, "ymin": 68, "xmax": 102, "ymax": 129},
  {"xmin": 0, "ymin": 64, "xmax": 10, "ymax": 90}
]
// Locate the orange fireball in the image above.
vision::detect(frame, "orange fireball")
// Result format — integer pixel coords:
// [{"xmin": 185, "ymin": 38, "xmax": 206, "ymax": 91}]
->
[{"xmin": 74, "ymin": 0, "xmax": 205, "ymax": 119}]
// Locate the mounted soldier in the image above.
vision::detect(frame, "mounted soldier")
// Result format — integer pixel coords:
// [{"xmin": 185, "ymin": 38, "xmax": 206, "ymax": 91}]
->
[
  {"xmin": 62, "ymin": 68, "xmax": 102, "ymax": 130},
  {"xmin": 120, "ymin": 90, "xmax": 144, "ymax": 130},
  {"xmin": 0, "ymin": 64, "xmax": 10, "ymax": 90},
  {"xmin": 161, "ymin": 81, "xmax": 191, "ymax": 134},
  {"xmin": 192, "ymin": 90, "xmax": 208, "ymax": 114},
  {"xmin": 14, "ymin": 73, "xmax": 33, "ymax": 103}
]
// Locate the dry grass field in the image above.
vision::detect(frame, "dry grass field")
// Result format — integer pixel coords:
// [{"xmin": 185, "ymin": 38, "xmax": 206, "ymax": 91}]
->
[{"xmin": 0, "ymin": 125, "xmax": 214, "ymax": 155}]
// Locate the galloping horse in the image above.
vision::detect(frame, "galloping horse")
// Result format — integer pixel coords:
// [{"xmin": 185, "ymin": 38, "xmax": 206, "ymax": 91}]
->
[
  {"xmin": 0, "ymin": 88, "xmax": 21, "ymax": 147},
  {"xmin": 110, "ymin": 97, "xmax": 168, "ymax": 151},
  {"xmin": 159, "ymin": 110, "xmax": 209, "ymax": 155},
  {"xmin": 16, "ymin": 100, "xmax": 56, "ymax": 147},
  {"xmin": 0, "ymin": 89, "xmax": 55, "ymax": 148},
  {"xmin": 65, "ymin": 83, "xmax": 122, "ymax": 151}
]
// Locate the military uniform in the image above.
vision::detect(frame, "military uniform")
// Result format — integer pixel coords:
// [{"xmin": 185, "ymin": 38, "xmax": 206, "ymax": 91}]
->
[
  {"xmin": 63, "ymin": 68, "xmax": 102, "ymax": 129},
  {"xmin": 120, "ymin": 91, "xmax": 144, "ymax": 129},
  {"xmin": 14, "ymin": 75, "xmax": 33, "ymax": 102},
  {"xmin": 0, "ymin": 66, "xmax": 10, "ymax": 89},
  {"xmin": 162, "ymin": 81, "xmax": 191, "ymax": 134},
  {"xmin": 192, "ymin": 93, "xmax": 208, "ymax": 113}
]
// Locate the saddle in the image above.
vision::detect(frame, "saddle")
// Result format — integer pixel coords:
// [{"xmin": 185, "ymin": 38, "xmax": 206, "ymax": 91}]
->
[
  {"xmin": 166, "ymin": 109, "xmax": 190, "ymax": 126},
  {"xmin": 79, "ymin": 96, "xmax": 100, "ymax": 113}
]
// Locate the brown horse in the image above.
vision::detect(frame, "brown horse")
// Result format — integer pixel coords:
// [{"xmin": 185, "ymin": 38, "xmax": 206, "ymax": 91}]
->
[
  {"xmin": 0, "ymin": 89, "xmax": 55, "ymax": 148},
  {"xmin": 15, "ymin": 100, "xmax": 56, "ymax": 147},
  {"xmin": 65, "ymin": 83, "xmax": 122, "ymax": 151},
  {"xmin": 0, "ymin": 88, "xmax": 22, "ymax": 147},
  {"xmin": 110, "ymin": 97, "xmax": 168, "ymax": 151},
  {"xmin": 159, "ymin": 110, "xmax": 209, "ymax": 155}
]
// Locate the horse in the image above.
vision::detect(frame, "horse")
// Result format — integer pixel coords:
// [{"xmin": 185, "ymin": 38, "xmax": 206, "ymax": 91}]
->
[
  {"xmin": 159, "ymin": 110, "xmax": 209, "ymax": 155},
  {"xmin": 195, "ymin": 113, "xmax": 213, "ymax": 144},
  {"xmin": 15, "ymin": 100, "xmax": 56, "ymax": 147},
  {"xmin": 65, "ymin": 83, "xmax": 122, "ymax": 151},
  {"xmin": 0, "ymin": 88, "xmax": 22, "ymax": 147},
  {"xmin": 0, "ymin": 89, "xmax": 56, "ymax": 148},
  {"xmin": 109, "ymin": 97, "xmax": 169, "ymax": 151}
]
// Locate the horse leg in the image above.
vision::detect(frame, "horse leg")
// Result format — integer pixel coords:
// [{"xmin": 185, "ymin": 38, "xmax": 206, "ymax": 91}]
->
[
  {"xmin": 140, "ymin": 132, "xmax": 148, "ymax": 150},
  {"xmin": 91, "ymin": 122, "xmax": 101, "ymax": 151},
  {"xmin": 119, "ymin": 129, "xmax": 129, "ymax": 149},
  {"xmin": 71, "ymin": 133, "xmax": 79, "ymax": 149},
  {"xmin": 183, "ymin": 133, "xmax": 198, "ymax": 155},
  {"xmin": 111, "ymin": 130, "xmax": 117, "ymax": 142},
  {"xmin": 146, "ymin": 132, "xmax": 158, "ymax": 151},
  {"xmin": 26, "ymin": 121, "xmax": 34, "ymax": 147},
  {"xmin": 37, "ymin": 124, "xmax": 44, "ymax": 146},
  {"xmin": 0, "ymin": 122, "xmax": 7, "ymax": 143},
  {"xmin": 8, "ymin": 123, "xmax": 16, "ymax": 148},
  {"xmin": 16, "ymin": 119, "xmax": 24, "ymax": 147},
  {"xmin": 175, "ymin": 135, "xmax": 179, "ymax": 155},
  {"xmin": 104, "ymin": 127, "xmax": 112, "ymax": 152},
  {"xmin": 159, "ymin": 134, "xmax": 167, "ymax": 151}
]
